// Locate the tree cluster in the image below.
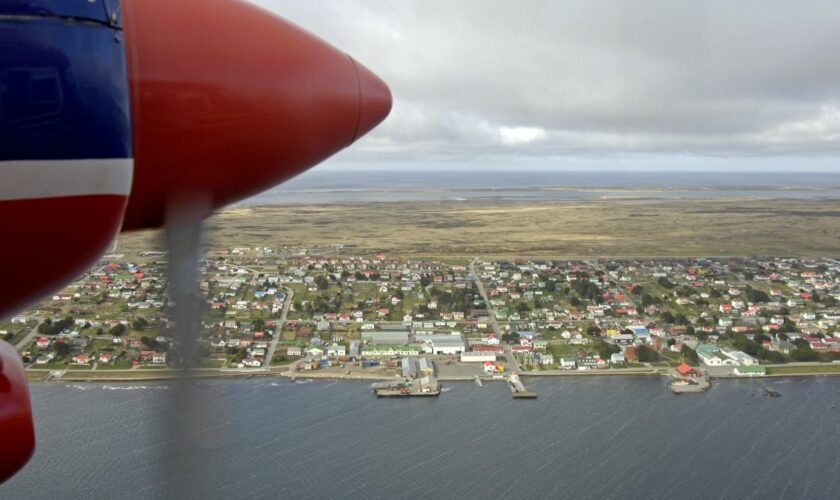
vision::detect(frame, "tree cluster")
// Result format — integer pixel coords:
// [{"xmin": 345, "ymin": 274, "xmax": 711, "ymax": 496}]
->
[
  {"xmin": 38, "ymin": 317, "xmax": 75, "ymax": 335},
  {"xmin": 636, "ymin": 344, "xmax": 660, "ymax": 362}
]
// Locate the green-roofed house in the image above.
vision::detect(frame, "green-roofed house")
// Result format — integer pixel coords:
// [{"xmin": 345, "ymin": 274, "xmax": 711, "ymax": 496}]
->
[
  {"xmin": 696, "ymin": 343, "xmax": 736, "ymax": 367},
  {"xmin": 734, "ymin": 365, "xmax": 766, "ymax": 377}
]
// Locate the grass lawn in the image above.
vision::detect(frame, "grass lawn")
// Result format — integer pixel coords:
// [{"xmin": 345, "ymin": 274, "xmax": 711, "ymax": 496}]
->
[
  {"xmin": 59, "ymin": 370, "xmax": 175, "ymax": 380},
  {"xmin": 40, "ymin": 362, "xmax": 69, "ymax": 370},
  {"xmin": 549, "ymin": 342, "xmax": 594, "ymax": 359},
  {"xmin": 661, "ymin": 350, "xmax": 680, "ymax": 361},
  {"xmin": 350, "ymin": 283, "xmax": 381, "ymax": 305},
  {"xmin": 196, "ymin": 359, "xmax": 225, "ymax": 368},
  {"xmin": 765, "ymin": 364, "xmax": 840, "ymax": 376},
  {"xmin": 8, "ymin": 330, "xmax": 32, "ymax": 346},
  {"xmin": 98, "ymin": 359, "xmax": 134, "ymax": 370},
  {"xmin": 661, "ymin": 351, "xmax": 688, "ymax": 366}
]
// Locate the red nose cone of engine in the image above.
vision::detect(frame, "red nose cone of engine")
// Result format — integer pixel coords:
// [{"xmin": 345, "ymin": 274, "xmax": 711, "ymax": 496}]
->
[
  {"xmin": 120, "ymin": 0, "xmax": 392, "ymax": 230},
  {"xmin": 353, "ymin": 60, "xmax": 392, "ymax": 143}
]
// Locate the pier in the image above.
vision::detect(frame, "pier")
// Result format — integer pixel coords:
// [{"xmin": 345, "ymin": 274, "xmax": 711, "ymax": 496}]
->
[
  {"xmin": 508, "ymin": 373, "xmax": 537, "ymax": 399},
  {"xmin": 668, "ymin": 367, "xmax": 710, "ymax": 394},
  {"xmin": 371, "ymin": 375, "xmax": 441, "ymax": 397}
]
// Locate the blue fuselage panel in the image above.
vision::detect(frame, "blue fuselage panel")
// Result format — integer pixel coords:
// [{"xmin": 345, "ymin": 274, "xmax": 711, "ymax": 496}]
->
[
  {"xmin": 0, "ymin": 9, "xmax": 131, "ymax": 161},
  {"xmin": 0, "ymin": 0, "xmax": 116, "ymax": 25}
]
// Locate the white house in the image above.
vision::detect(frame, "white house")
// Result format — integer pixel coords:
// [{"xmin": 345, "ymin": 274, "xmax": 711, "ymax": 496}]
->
[
  {"xmin": 560, "ymin": 357, "xmax": 577, "ymax": 370},
  {"xmin": 483, "ymin": 334, "xmax": 500, "ymax": 345},
  {"xmin": 327, "ymin": 344, "xmax": 346, "ymax": 357}
]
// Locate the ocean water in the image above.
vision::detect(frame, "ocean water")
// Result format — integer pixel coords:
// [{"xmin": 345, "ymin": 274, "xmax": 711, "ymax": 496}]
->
[
  {"xmin": 3, "ymin": 377, "xmax": 839, "ymax": 499},
  {"xmin": 244, "ymin": 170, "xmax": 840, "ymax": 204}
]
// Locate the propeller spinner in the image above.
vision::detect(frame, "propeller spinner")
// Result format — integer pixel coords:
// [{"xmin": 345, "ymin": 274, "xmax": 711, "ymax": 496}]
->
[{"xmin": 120, "ymin": 0, "xmax": 392, "ymax": 229}]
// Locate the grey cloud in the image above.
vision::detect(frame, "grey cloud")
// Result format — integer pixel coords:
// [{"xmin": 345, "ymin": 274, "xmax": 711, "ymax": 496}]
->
[{"xmin": 251, "ymin": 0, "xmax": 840, "ymax": 164}]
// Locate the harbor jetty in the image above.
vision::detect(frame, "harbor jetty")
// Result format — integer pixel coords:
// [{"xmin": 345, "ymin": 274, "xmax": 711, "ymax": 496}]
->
[
  {"xmin": 371, "ymin": 375, "xmax": 440, "ymax": 397},
  {"xmin": 508, "ymin": 373, "xmax": 537, "ymax": 399},
  {"xmin": 669, "ymin": 364, "xmax": 710, "ymax": 394}
]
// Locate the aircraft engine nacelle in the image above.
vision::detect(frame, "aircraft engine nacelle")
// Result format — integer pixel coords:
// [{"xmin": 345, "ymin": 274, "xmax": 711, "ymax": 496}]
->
[{"xmin": 120, "ymin": 0, "xmax": 392, "ymax": 229}]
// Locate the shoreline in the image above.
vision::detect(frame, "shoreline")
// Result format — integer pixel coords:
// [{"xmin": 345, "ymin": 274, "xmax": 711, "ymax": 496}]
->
[{"xmin": 26, "ymin": 367, "xmax": 840, "ymax": 383}]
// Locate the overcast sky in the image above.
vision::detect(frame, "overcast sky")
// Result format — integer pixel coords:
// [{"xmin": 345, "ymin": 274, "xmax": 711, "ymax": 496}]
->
[{"xmin": 252, "ymin": 0, "xmax": 840, "ymax": 171}]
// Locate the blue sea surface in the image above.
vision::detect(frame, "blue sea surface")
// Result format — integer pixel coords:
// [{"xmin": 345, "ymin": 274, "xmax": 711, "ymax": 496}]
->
[
  {"xmin": 3, "ymin": 377, "xmax": 839, "ymax": 499},
  {"xmin": 244, "ymin": 170, "xmax": 840, "ymax": 204}
]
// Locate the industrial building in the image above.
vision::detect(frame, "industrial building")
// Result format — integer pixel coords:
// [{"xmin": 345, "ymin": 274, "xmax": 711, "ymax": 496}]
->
[
  {"xmin": 417, "ymin": 357, "xmax": 434, "ymax": 375},
  {"xmin": 402, "ymin": 357, "xmax": 419, "ymax": 378},
  {"xmin": 421, "ymin": 335, "xmax": 466, "ymax": 355},
  {"xmin": 460, "ymin": 351, "xmax": 497, "ymax": 363},
  {"xmin": 696, "ymin": 344, "xmax": 737, "ymax": 366}
]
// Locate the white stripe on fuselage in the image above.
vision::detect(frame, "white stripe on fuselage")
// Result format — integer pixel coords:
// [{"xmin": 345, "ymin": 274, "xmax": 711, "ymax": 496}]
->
[{"xmin": 0, "ymin": 159, "xmax": 133, "ymax": 200}]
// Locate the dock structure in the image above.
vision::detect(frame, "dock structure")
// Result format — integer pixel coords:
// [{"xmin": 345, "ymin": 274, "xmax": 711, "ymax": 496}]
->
[
  {"xmin": 508, "ymin": 373, "xmax": 537, "ymax": 399},
  {"xmin": 371, "ymin": 375, "xmax": 441, "ymax": 397},
  {"xmin": 668, "ymin": 367, "xmax": 710, "ymax": 394}
]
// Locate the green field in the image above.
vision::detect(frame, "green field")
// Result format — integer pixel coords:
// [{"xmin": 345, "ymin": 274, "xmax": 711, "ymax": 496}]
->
[
  {"xmin": 765, "ymin": 364, "xmax": 840, "ymax": 376},
  {"xmin": 549, "ymin": 341, "xmax": 594, "ymax": 359}
]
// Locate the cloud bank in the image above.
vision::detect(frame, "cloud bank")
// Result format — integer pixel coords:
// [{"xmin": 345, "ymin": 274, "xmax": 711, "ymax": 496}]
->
[{"xmin": 251, "ymin": 0, "xmax": 840, "ymax": 169}]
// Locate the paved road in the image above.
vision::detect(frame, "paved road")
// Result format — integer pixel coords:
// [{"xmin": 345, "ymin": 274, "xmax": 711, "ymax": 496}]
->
[
  {"xmin": 264, "ymin": 286, "xmax": 293, "ymax": 367},
  {"xmin": 469, "ymin": 257, "xmax": 519, "ymax": 372},
  {"xmin": 14, "ymin": 317, "xmax": 44, "ymax": 351}
]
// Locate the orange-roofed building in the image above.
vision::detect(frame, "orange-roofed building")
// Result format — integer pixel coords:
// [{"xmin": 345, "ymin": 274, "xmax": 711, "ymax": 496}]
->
[{"xmin": 676, "ymin": 363, "xmax": 693, "ymax": 377}]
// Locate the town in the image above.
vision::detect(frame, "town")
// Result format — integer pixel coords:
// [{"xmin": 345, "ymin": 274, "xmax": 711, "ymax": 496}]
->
[{"xmin": 4, "ymin": 247, "xmax": 840, "ymax": 386}]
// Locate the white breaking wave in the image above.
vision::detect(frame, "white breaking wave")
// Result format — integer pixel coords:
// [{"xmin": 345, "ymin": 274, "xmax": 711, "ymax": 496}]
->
[{"xmin": 101, "ymin": 385, "xmax": 169, "ymax": 391}]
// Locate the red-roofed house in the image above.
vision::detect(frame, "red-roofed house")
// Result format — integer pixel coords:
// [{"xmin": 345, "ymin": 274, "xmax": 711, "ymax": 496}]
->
[
  {"xmin": 676, "ymin": 363, "xmax": 697, "ymax": 377},
  {"xmin": 72, "ymin": 354, "xmax": 90, "ymax": 364}
]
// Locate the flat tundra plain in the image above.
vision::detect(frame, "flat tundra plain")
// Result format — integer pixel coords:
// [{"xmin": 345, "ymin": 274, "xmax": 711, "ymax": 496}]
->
[{"xmin": 119, "ymin": 198, "xmax": 840, "ymax": 258}]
